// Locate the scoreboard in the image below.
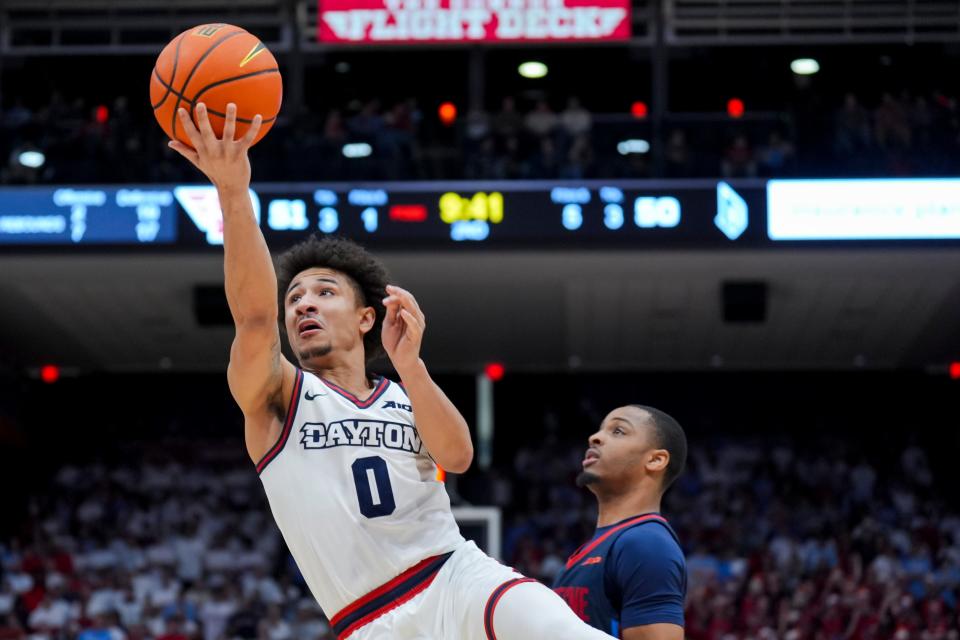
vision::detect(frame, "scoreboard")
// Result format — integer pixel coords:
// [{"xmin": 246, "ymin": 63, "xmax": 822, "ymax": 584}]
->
[
  {"xmin": 2, "ymin": 178, "xmax": 960, "ymax": 250},
  {"xmin": 0, "ymin": 187, "xmax": 178, "ymax": 245}
]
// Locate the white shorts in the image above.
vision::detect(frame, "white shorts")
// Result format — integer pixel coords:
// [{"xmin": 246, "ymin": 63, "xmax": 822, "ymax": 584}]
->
[{"xmin": 332, "ymin": 541, "xmax": 615, "ymax": 640}]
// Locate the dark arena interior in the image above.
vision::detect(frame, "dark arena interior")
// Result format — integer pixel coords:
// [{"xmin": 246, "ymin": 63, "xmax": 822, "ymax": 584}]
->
[{"xmin": 1, "ymin": 1, "xmax": 960, "ymax": 639}]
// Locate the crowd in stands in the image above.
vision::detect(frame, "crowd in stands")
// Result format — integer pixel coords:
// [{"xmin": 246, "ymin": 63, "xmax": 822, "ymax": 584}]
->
[
  {"xmin": 0, "ymin": 441, "xmax": 326, "ymax": 640},
  {"xmin": 814, "ymin": 92, "xmax": 960, "ymax": 178},
  {"xmin": 3, "ymin": 90, "xmax": 960, "ymax": 184},
  {"xmin": 1, "ymin": 424, "xmax": 957, "ymax": 639}
]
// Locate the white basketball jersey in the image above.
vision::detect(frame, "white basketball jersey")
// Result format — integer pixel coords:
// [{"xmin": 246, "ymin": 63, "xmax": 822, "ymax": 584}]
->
[{"xmin": 256, "ymin": 369, "xmax": 465, "ymax": 617}]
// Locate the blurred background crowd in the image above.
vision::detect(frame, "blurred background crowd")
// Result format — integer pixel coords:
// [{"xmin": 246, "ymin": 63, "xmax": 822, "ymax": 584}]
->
[
  {"xmin": 4, "ymin": 88, "xmax": 960, "ymax": 185},
  {"xmin": 1, "ymin": 373, "xmax": 957, "ymax": 640}
]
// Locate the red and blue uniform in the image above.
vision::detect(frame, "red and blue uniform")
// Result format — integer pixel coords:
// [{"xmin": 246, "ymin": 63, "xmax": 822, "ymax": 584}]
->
[{"xmin": 553, "ymin": 513, "xmax": 686, "ymax": 637}]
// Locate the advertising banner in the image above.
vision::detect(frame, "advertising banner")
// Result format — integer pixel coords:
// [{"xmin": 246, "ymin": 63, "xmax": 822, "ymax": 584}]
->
[{"xmin": 317, "ymin": 0, "xmax": 632, "ymax": 44}]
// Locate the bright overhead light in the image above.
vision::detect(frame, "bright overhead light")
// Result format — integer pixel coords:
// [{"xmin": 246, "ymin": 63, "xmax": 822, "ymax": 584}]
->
[
  {"xmin": 18, "ymin": 150, "xmax": 45, "ymax": 168},
  {"xmin": 791, "ymin": 58, "xmax": 820, "ymax": 75},
  {"xmin": 617, "ymin": 139, "xmax": 650, "ymax": 155},
  {"xmin": 342, "ymin": 143, "xmax": 372, "ymax": 159},
  {"xmin": 518, "ymin": 61, "xmax": 548, "ymax": 79}
]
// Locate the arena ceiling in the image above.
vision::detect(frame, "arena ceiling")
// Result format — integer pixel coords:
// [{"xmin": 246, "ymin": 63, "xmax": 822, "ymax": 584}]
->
[{"xmin": 1, "ymin": 249, "xmax": 959, "ymax": 375}]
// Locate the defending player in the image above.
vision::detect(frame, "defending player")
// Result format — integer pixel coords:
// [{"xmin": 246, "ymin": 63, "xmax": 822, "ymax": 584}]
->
[
  {"xmin": 167, "ymin": 102, "xmax": 616, "ymax": 640},
  {"xmin": 553, "ymin": 405, "xmax": 688, "ymax": 640}
]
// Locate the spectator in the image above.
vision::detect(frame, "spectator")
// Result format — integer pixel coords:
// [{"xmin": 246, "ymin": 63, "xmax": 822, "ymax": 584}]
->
[
  {"xmin": 27, "ymin": 594, "xmax": 71, "ymax": 634},
  {"xmin": 289, "ymin": 600, "xmax": 330, "ymax": 640},
  {"xmin": 756, "ymin": 130, "xmax": 795, "ymax": 176},
  {"xmin": 173, "ymin": 522, "xmax": 205, "ymax": 586},
  {"xmin": 835, "ymin": 92, "xmax": 873, "ymax": 157},
  {"xmin": 561, "ymin": 134, "xmax": 593, "ymax": 179},
  {"xmin": 257, "ymin": 604, "xmax": 292, "ymax": 640},
  {"xmin": 721, "ymin": 133, "xmax": 757, "ymax": 177},
  {"xmin": 199, "ymin": 583, "xmax": 236, "ymax": 640},
  {"xmin": 156, "ymin": 615, "xmax": 189, "ymax": 640},
  {"xmin": 464, "ymin": 107, "xmax": 491, "ymax": 143},
  {"xmin": 77, "ymin": 612, "xmax": 126, "ymax": 640},
  {"xmin": 224, "ymin": 595, "xmax": 262, "ymax": 640},
  {"xmin": 560, "ymin": 97, "xmax": 592, "ymax": 137},
  {"xmin": 2, "ymin": 99, "xmax": 32, "ymax": 129},
  {"xmin": 346, "ymin": 100, "xmax": 384, "ymax": 141},
  {"xmin": 0, "ymin": 614, "xmax": 25, "ymax": 640},
  {"xmin": 492, "ymin": 96, "xmax": 523, "ymax": 142},
  {"xmin": 524, "ymin": 99, "xmax": 558, "ymax": 139},
  {"xmin": 875, "ymin": 92, "xmax": 912, "ymax": 150},
  {"xmin": 322, "ymin": 109, "xmax": 346, "ymax": 147},
  {"xmin": 664, "ymin": 129, "xmax": 693, "ymax": 177}
]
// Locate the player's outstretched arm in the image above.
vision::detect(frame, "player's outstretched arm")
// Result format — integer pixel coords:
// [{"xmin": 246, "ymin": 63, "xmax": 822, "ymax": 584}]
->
[
  {"xmin": 381, "ymin": 285, "xmax": 473, "ymax": 473},
  {"xmin": 169, "ymin": 104, "xmax": 295, "ymax": 450}
]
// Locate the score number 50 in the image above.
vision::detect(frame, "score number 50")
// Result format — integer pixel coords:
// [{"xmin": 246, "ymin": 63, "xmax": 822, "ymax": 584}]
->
[{"xmin": 562, "ymin": 196, "xmax": 681, "ymax": 231}]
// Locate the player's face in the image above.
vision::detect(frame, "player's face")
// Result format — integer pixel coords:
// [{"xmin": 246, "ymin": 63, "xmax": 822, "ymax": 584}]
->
[
  {"xmin": 577, "ymin": 406, "xmax": 663, "ymax": 490},
  {"xmin": 283, "ymin": 268, "xmax": 375, "ymax": 366}
]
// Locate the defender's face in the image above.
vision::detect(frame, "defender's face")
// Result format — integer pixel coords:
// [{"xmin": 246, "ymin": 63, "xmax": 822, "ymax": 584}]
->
[
  {"xmin": 283, "ymin": 268, "xmax": 373, "ymax": 365},
  {"xmin": 580, "ymin": 406, "xmax": 657, "ymax": 488}
]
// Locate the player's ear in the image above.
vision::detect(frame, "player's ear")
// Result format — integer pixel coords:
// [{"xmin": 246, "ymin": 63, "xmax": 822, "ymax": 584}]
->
[
  {"xmin": 358, "ymin": 305, "xmax": 376, "ymax": 335},
  {"xmin": 645, "ymin": 449, "xmax": 670, "ymax": 475}
]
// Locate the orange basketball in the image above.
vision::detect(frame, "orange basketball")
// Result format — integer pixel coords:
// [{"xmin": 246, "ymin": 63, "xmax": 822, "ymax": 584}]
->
[{"xmin": 150, "ymin": 23, "xmax": 282, "ymax": 148}]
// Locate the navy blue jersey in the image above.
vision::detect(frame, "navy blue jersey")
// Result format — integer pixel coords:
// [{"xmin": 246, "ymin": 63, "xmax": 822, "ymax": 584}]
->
[{"xmin": 552, "ymin": 513, "xmax": 686, "ymax": 637}]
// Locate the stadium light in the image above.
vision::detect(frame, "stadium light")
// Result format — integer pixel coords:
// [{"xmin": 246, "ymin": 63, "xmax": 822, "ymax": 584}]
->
[
  {"xmin": 17, "ymin": 150, "xmax": 45, "ymax": 168},
  {"xmin": 791, "ymin": 58, "xmax": 820, "ymax": 75},
  {"xmin": 727, "ymin": 98, "xmax": 745, "ymax": 118},
  {"xmin": 438, "ymin": 102, "xmax": 458, "ymax": 126},
  {"xmin": 518, "ymin": 61, "xmax": 548, "ymax": 79},
  {"xmin": 342, "ymin": 143, "xmax": 372, "ymax": 159},
  {"xmin": 40, "ymin": 364, "xmax": 60, "ymax": 384},
  {"xmin": 484, "ymin": 362, "xmax": 505, "ymax": 382},
  {"xmin": 617, "ymin": 139, "xmax": 650, "ymax": 155}
]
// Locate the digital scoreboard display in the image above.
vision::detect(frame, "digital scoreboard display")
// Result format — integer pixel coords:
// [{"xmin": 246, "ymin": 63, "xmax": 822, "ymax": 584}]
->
[
  {"xmin": 0, "ymin": 187, "xmax": 177, "ymax": 245},
  {"xmin": 257, "ymin": 180, "xmax": 757, "ymax": 248},
  {"xmin": 767, "ymin": 179, "xmax": 960, "ymax": 240},
  {"xmin": 2, "ymin": 178, "xmax": 959, "ymax": 250}
]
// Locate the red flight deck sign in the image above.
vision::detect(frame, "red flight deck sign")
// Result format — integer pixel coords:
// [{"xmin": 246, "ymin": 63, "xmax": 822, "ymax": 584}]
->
[{"xmin": 317, "ymin": 0, "xmax": 632, "ymax": 44}]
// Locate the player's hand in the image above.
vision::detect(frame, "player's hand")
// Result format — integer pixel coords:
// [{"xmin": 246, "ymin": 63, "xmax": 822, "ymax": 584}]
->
[
  {"xmin": 381, "ymin": 285, "xmax": 426, "ymax": 377},
  {"xmin": 168, "ymin": 102, "xmax": 262, "ymax": 193}
]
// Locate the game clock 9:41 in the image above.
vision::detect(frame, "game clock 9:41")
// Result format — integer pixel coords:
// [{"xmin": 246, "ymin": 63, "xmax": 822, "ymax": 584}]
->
[{"xmin": 439, "ymin": 191, "xmax": 504, "ymax": 225}]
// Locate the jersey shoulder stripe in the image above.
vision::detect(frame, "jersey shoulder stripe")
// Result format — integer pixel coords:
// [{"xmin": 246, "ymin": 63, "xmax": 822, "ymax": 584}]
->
[
  {"xmin": 255, "ymin": 368, "xmax": 305, "ymax": 475},
  {"xmin": 565, "ymin": 514, "xmax": 668, "ymax": 569}
]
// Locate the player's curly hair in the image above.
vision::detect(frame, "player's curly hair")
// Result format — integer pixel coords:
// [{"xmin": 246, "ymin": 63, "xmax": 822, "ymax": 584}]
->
[{"xmin": 276, "ymin": 235, "xmax": 389, "ymax": 363}]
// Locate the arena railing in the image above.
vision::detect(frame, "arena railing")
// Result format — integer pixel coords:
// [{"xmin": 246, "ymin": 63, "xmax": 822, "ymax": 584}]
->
[
  {"xmin": 666, "ymin": 0, "xmax": 960, "ymax": 44},
  {"xmin": 0, "ymin": 0, "xmax": 289, "ymax": 55},
  {"xmin": 3, "ymin": 0, "xmax": 960, "ymax": 56}
]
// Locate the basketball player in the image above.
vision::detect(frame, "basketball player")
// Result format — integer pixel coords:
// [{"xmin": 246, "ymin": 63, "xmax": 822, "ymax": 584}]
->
[
  {"xmin": 553, "ymin": 405, "xmax": 688, "ymax": 640},
  {"xmin": 167, "ymin": 103, "xmax": 616, "ymax": 640}
]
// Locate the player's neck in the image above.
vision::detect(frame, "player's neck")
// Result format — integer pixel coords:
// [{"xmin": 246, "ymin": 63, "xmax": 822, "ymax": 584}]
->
[
  {"xmin": 309, "ymin": 354, "xmax": 373, "ymax": 398},
  {"xmin": 595, "ymin": 486, "xmax": 661, "ymax": 528}
]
